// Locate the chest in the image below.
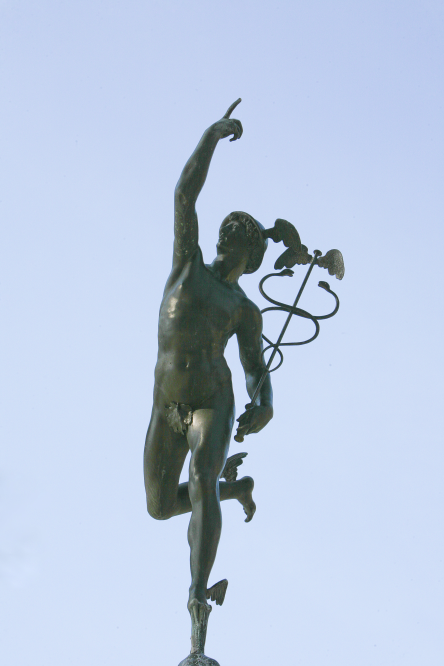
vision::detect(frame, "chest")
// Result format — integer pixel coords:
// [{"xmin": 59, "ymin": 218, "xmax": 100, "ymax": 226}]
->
[{"xmin": 161, "ymin": 261, "xmax": 241, "ymax": 335}]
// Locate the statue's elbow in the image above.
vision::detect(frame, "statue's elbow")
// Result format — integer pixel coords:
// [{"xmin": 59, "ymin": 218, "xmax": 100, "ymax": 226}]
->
[{"xmin": 174, "ymin": 186, "xmax": 189, "ymax": 209}]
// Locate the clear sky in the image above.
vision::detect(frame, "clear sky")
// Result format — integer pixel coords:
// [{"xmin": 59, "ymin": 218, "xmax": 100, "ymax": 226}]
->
[{"xmin": 1, "ymin": 1, "xmax": 443, "ymax": 665}]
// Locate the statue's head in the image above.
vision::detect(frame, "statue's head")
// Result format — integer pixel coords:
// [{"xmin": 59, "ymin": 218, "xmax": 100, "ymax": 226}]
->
[{"xmin": 218, "ymin": 212, "xmax": 268, "ymax": 274}]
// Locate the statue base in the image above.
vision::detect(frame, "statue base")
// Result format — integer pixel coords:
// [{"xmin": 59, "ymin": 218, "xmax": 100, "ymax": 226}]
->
[{"xmin": 178, "ymin": 654, "xmax": 220, "ymax": 666}]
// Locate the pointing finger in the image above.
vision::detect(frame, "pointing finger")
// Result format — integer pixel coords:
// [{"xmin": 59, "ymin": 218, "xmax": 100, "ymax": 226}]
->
[{"xmin": 223, "ymin": 98, "xmax": 242, "ymax": 119}]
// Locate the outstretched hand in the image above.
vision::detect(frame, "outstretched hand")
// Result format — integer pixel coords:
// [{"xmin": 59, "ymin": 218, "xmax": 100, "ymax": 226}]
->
[
  {"xmin": 212, "ymin": 98, "xmax": 243, "ymax": 142},
  {"xmin": 235, "ymin": 404, "xmax": 273, "ymax": 440}
]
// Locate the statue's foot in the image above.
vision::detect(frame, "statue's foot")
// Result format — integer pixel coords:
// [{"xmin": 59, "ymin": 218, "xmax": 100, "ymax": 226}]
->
[
  {"xmin": 238, "ymin": 475, "xmax": 256, "ymax": 523},
  {"xmin": 178, "ymin": 654, "xmax": 220, "ymax": 666},
  {"xmin": 184, "ymin": 586, "xmax": 225, "ymax": 664}
]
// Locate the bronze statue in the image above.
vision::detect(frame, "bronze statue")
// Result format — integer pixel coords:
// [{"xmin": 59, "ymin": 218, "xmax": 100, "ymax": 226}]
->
[
  {"xmin": 144, "ymin": 99, "xmax": 273, "ymax": 665},
  {"xmin": 144, "ymin": 99, "xmax": 344, "ymax": 665}
]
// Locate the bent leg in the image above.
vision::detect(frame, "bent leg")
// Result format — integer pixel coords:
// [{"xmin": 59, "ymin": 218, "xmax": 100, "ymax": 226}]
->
[
  {"xmin": 143, "ymin": 388, "xmax": 189, "ymax": 520},
  {"xmin": 144, "ymin": 387, "xmax": 253, "ymax": 521},
  {"xmin": 175, "ymin": 476, "xmax": 255, "ymax": 519}
]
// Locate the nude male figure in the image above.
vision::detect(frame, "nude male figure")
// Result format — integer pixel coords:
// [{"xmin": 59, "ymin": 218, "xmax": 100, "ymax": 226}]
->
[{"xmin": 143, "ymin": 100, "xmax": 273, "ymax": 629}]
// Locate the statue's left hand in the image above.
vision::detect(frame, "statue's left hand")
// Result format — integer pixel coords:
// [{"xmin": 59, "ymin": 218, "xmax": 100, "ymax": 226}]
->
[{"xmin": 235, "ymin": 404, "xmax": 273, "ymax": 439}]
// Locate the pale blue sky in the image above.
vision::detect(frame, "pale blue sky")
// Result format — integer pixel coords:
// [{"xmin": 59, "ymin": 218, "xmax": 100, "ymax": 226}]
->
[{"xmin": 1, "ymin": 2, "xmax": 443, "ymax": 665}]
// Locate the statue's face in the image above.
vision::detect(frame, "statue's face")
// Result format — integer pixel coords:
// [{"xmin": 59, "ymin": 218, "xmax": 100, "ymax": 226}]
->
[{"xmin": 217, "ymin": 220, "xmax": 250, "ymax": 260}]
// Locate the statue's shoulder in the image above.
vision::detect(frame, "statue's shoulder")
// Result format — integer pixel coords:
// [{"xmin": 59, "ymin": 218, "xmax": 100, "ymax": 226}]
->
[
  {"xmin": 235, "ymin": 287, "xmax": 262, "ymax": 323},
  {"xmin": 166, "ymin": 245, "xmax": 205, "ymax": 291}
]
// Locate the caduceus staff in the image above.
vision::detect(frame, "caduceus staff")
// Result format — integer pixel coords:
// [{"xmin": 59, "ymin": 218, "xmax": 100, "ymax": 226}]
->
[{"xmin": 233, "ymin": 220, "xmax": 345, "ymax": 443}]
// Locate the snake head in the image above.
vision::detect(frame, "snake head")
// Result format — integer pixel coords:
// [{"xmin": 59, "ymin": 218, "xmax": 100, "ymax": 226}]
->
[
  {"xmin": 278, "ymin": 269, "xmax": 294, "ymax": 277},
  {"xmin": 318, "ymin": 281, "xmax": 331, "ymax": 291}
]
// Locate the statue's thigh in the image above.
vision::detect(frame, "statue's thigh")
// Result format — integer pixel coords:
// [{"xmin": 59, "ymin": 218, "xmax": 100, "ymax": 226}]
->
[
  {"xmin": 144, "ymin": 402, "xmax": 189, "ymax": 503},
  {"xmin": 187, "ymin": 390, "xmax": 235, "ymax": 480}
]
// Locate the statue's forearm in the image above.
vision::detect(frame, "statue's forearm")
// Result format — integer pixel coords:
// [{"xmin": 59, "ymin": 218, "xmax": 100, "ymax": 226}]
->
[
  {"xmin": 175, "ymin": 126, "xmax": 220, "ymax": 206},
  {"xmin": 246, "ymin": 369, "xmax": 273, "ymax": 408}
]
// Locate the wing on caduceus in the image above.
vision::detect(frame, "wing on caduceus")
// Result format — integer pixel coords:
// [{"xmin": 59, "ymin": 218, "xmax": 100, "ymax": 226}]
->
[
  {"xmin": 274, "ymin": 243, "xmax": 313, "ymax": 269},
  {"xmin": 275, "ymin": 245, "xmax": 345, "ymax": 279},
  {"xmin": 317, "ymin": 249, "xmax": 345, "ymax": 280},
  {"xmin": 261, "ymin": 219, "xmax": 345, "ymax": 278}
]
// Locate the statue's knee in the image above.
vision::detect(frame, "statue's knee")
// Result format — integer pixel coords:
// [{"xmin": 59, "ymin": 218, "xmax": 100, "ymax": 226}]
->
[
  {"xmin": 146, "ymin": 492, "xmax": 174, "ymax": 520},
  {"xmin": 146, "ymin": 495, "xmax": 174, "ymax": 521},
  {"xmin": 147, "ymin": 499, "xmax": 161, "ymax": 520}
]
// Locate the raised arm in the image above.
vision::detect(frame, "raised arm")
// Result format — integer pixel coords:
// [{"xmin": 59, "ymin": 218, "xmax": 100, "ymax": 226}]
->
[
  {"xmin": 173, "ymin": 99, "xmax": 243, "ymax": 260},
  {"xmin": 235, "ymin": 302, "xmax": 273, "ymax": 441}
]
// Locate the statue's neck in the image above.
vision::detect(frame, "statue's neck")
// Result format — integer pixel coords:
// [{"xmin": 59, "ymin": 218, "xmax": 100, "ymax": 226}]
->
[{"xmin": 209, "ymin": 254, "xmax": 246, "ymax": 285}]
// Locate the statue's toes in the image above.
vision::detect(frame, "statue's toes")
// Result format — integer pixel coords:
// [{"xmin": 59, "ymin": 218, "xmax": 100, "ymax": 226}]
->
[{"xmin": 244, "ymin": 500, "xmax": 256, "ymax": 523}]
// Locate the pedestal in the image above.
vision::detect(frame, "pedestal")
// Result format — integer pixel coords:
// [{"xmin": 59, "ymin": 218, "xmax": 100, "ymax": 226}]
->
[{"xmin": 178, "ymin": 654, "xmax": 220, "ymax": 666}]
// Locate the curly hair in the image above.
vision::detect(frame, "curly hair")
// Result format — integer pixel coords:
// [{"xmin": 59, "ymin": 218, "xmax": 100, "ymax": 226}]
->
[{"xmin": 221, "ymin": 212, "xmax": 266, "ymax": 274}]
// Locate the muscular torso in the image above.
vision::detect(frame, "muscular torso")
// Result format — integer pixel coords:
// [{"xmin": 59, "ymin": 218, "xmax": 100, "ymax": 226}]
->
[{"xmin": 155, "ymin": 247, "xmax": 247, "ymax": 406}]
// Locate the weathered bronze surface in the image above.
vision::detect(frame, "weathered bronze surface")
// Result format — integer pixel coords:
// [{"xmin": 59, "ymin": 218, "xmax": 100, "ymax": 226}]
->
[
  {"xmin": 143, "ymin": 100, "xmax": 344, "ymax": 664},
  {"xmin": 144, "ymin": 99, "xmax": 273, "ymax": 664}
]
